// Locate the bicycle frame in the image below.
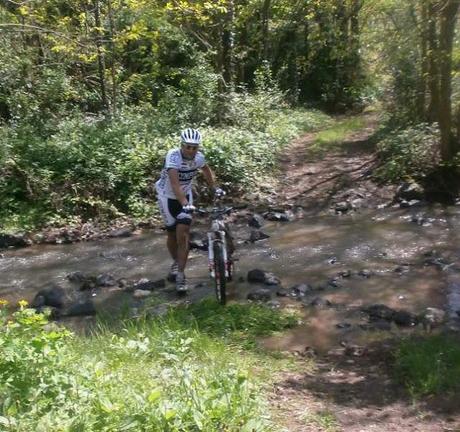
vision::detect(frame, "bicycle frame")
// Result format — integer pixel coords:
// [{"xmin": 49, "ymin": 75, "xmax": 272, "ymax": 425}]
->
[{"xmin": 207, "ymin": 219, "xmax": 231, "ymax": 279}]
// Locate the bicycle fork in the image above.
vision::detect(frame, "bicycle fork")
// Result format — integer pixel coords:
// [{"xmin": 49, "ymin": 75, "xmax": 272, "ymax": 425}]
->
[{"xmin": 207, "ymin": 231, "xmax": 229, "ymax": 279}]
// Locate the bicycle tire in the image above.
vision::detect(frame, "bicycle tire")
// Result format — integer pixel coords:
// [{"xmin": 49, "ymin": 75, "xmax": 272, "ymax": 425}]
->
[{"xmin": 213, "ymin": 241, "xmax": 227, "ymax": 305}]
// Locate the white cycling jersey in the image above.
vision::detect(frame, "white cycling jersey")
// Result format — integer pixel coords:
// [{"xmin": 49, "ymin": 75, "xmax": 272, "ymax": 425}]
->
[{"xmin": 155, "ymin": 148, "xmax": 206, "ymax": 199}]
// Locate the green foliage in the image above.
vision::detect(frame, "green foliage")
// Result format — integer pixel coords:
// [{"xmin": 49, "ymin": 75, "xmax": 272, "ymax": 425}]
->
[
  {"xmin": 374, "ymin": 123, "xmax": 441, "ymax": 182},
  {"xmin": 163, "ymin": 298, "xmax": 299, "ymax": 348},
  {"xmin": 394, "ymin": 334, "xmax": 460, "ymax": 397},
  {"xmin": 0, "ymin": 302, "xmax": 73, "ymax": 424},
  {"xmin": 0, "ymin": 298, "xmax": 300, "ymax": 431},
  {"xmin": 0, "ymin": 97, "xmax": 330, "ymax": 228}
]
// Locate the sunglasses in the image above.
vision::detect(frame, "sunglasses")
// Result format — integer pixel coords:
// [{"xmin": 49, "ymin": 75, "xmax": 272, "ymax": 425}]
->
[{"xmin": 183, "ymin": 144, "xmax": 199, "ymax": 151}]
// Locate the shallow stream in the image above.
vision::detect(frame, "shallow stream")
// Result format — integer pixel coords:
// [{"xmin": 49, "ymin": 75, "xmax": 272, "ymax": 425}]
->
[{"xmin": 1, "ymin": 204, "xmax": 460, "ymax": 352}]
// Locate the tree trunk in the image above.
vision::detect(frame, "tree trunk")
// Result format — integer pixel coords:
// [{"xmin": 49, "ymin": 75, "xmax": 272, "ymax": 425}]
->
[
  {"xmin": 107, "ymin": 0, "xmax": 117, "ymax": 115},
  {"xmin": 93, "ymin": 0, "xmax": 109, "ymax": 113},
  {"xmin": 418, "ymin": 1, "xmax": 429, "ymax": 121},
  {"xmin": 427, "ymin": 1, "xmax": 440, "ymax": 123},
  {"xmin": 262, "ymin": 0, "xmax": 271, "ymax": 61},
  {"xmin": 438, "ymin": 0, "xmax": 459, "ymax": 161},
  {"xmin": 221, "ymin": 0, "xmax": 234, "ymax": 90}
]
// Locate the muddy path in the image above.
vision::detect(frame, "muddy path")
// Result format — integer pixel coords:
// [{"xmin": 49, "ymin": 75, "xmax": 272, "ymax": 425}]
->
[{"xmin": 266, "ymin": 113, "xmax": 460, "ymax": 432}]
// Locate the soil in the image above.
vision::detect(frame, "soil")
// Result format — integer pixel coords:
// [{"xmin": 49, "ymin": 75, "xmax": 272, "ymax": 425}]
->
[{"xmin": 266, "ymin": 112, "xmax": 460, "ymax": 432}]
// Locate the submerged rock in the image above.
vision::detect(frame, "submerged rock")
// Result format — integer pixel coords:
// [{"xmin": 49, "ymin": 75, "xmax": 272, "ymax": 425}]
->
[
  {"xmin": 247, "ymin": 269, "xmax": 280, "ymax": 285},
  {"xmin": 247, "ymin": 288, "xmax": 272, "ymax": 302}
]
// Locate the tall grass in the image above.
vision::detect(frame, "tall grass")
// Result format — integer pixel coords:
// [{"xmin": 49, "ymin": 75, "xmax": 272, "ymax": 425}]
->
[
  {"xmin": 393, "ymin": 334, "xmax": 460, "ymax": 398},
  {"xmin": 0, "ymin": 299, "xmax": 298, "ymax": 431}
]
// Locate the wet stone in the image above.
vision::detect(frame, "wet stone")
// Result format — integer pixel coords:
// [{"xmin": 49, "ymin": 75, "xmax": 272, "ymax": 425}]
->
[
  {"xmin": 336, "ymin": 322, "xmax": 352, "ymax": 329},
  {"xmin": 328, "ymin": 279, "xmax": 342, "ymax": 288},
  {"xmin": 264, "ymin": 211, "xmax": 290, "ymax": 222},
  {"xmin": 335, "ymin": 201, "xmax": 350, "ymax": 213},
  {"xmin": 363, "ymin": 304, "xmax": 395, "ymax": 321},
  {"xmin": 67, "ymin": 271, "xmax": 87, "ymax": 283},
  {"xmin": 247, "ymin": 269, "xmax": 280, "ymax": 285},
  {"xmin": 133, "ymin": 289, "xmax": 153, "ymax": 299},
  {"xmin": 247, "ymin": 288, "xmax": 272, "ymax": 302},
  {"xmin": 96, "ymin": 273, "xmax": 116, "ymax": 287},
  {"xmin": 248, "ymin": 213, "xmax": 265, "ymax": 228},
  {"xmin": 360, "ymin": 321, "xmax": 392, "ymax": 331},
  {"xmin": 290, "ymin": 283, "xmax": 313, "ymax": 297},
  {"xmin": 393, "ymin": 310, "xmax": 417, "ymax": 327},
  {"xmin": 358, "ymin": 269, "xmax": 372, "ymax": 278},
  {"xmin": 134, "ymin": 278, "xmax": 166, "ymax": 291},
  {"xmin": 276, "ymin": 288, "xmax": 289, "ymax": 297},
  {"xmin": 65, "ymin": 300, "xmax": 96, "ymax": 317},
  {"xmin": 309, "ymin": 297, "xmax": 332, "ymax": 308},
  {"xmin": 32, "ymin": 285, "xmax": 65, "ymax": 309},
  {"xmin": 249, "ymin": 230, "xmax": 270, "ymax": 243},
  {"xmin": 0, "ymin": 233, "xmax": 31, "ymax": 249},
  {"xmin": 338, "ymin": 270, "xmax": 352, "ymax": 278},
  {"xmin": 108, "ymin": 227, "xmax": 133, "ymax": 238}
]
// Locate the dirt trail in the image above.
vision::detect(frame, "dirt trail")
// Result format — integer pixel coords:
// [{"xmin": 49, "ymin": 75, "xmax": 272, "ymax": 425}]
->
[
  {"xmin": 275, "ymin": 112, "xmax": 394, "ymax": 212},
  {"xmin": 268, "ymin": 113, "xmax": 460, "ymax": 432}
]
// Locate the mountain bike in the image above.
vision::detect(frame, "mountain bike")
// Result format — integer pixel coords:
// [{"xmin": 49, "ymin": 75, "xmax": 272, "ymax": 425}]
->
[
  {"xmin": 205, "ymin": 202, "xmax": 234, "ymax": 305},
  {"xmin": 189, "ymin": 201, "xmax": 234, "ymax": 304}
]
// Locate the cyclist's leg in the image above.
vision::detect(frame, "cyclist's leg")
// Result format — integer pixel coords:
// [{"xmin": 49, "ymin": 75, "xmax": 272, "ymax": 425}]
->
[
  {"xmin": 158, "ymin": 195, "xmax": 180, "ymax": 277},
  {"xmin": 175, "ymin": 192, "xmax": 193, "ymax": 273}
]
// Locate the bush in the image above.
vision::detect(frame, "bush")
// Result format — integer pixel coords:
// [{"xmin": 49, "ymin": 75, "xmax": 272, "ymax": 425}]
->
[
  {"xmin": 374, "ymin": 123, "xmax": 441, "ymax": 182},
  {"xmin": 0, "ymin": 88, "xmax": 332, "ymax": 229}
]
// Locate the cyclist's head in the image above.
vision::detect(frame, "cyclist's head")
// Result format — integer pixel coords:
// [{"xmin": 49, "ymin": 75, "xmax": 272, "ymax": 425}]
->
[{"xmin": 180, "ymin": 128, "xmax": 202, "ymax": 146}]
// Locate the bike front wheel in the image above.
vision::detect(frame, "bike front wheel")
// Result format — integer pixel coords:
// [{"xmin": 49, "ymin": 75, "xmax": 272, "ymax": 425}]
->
[{"xmin": 213, "ymin": 241, "xmax": 227, "ymax": 305}]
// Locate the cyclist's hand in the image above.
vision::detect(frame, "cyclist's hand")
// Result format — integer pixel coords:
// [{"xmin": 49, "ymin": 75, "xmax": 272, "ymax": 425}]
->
[
  {"xmin": 214, "ymin": 187, "xmax": 226, "ymax": 198},
  {"xmin": 182, "ymin": 204, "xmax": 196, "ymax": 213}
]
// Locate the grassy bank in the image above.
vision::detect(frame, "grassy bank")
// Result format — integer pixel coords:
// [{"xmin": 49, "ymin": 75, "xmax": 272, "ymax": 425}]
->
[{"xmin": 0, "ymin": 299, "xmax": 300, "ymax": 431}]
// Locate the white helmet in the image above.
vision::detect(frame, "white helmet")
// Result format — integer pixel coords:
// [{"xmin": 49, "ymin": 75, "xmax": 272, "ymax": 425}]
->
[{"xmin": 180, "ymin": 128, "xmax": 202, "ymax": 145}]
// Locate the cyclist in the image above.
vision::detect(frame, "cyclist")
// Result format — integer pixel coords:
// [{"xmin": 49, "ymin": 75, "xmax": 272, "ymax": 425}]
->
[{"xmin": 155, "ymin": 128, "xmax": 224, "ymax": 293}]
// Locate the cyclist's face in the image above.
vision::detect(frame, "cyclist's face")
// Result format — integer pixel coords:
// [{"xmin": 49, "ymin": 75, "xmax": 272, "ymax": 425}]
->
[{"xmin": 181, "ymin": 143, "xmax": 199, "ymax": 159}]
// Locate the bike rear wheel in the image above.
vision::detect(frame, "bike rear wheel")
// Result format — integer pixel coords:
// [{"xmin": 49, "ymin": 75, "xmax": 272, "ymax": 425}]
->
[{"xmin": 213, "ymin": 241, "xmax": 226, "ymax": 305}]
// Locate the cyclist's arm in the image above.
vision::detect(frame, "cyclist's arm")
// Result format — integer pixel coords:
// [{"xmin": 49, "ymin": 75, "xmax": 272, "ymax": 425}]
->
[
  {"xmin": 167, "ymin": 169, "xmax": 189, "ymax": 206},
  {"xmin": 201, "ymin": 164, "xmax": 216, "ymax": 189}
]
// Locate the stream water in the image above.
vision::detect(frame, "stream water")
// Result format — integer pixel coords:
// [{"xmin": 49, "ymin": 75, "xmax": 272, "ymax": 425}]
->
[{"xmin": 1, "ymin": 204, "xmax": 460, "ymax": 352}]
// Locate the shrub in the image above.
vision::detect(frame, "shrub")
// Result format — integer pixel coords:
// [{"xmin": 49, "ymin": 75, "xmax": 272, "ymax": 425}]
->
[{"xmin": 374, "ymin": 123, "xmax": 441, "ymax": 182}]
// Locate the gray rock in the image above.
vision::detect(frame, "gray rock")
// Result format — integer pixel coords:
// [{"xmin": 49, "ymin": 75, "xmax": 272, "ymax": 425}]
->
[
  {"xmin": 248, "ymin": 213, "xmax": 265, "ymax": 228},
  {"xmin": 395, "ymin": 181, "xmax": 425, "ymax": 201},
  {"xmin": 32, "ymin": 285, "xmax": 65, "ymax": 309},
  {"xmin": 133, "ymin": 289, "xmax": 153, "ymax": 299},
  {"xmin": 264, "ymin": 211, "xmax": 290, "ymax": 222},
  {"xmin": 249, "ymin": 230, "xmax": 270, "ymax": 242},
  {"xmin": 247, "ymin": 269, "xmax": 280, "ymax": 285},
  {"xmin": 310, "ymin": 297, "xmax": 332, "ymax": 308},
  {"xmin": 65, "ymin": 300, "xmax": 96, "ymax": 316},
  {"xmin": 247, "ymin": 289, "xmax": 272, "ymax": 302},
  {"xmin": 133, "ymin": 279, "xmax": 166, "ymax": 291},
  {"xmin": 96, "ymin": 273, "xmax": 116, "ymax": 287},
  {"xmin": 0, "ymin": 233, "xmax": 31, "ymax": 249},
  {"xmin": 363, "ymin": 304, "xmax": 395, "ymax": 321},
  {"xmin": 393, "ymin": 310, "xmax": 417, "ymax": 327},
  {"xmin": 108, "ymin": 227, "xmax": 133, "ymax": 238}
]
